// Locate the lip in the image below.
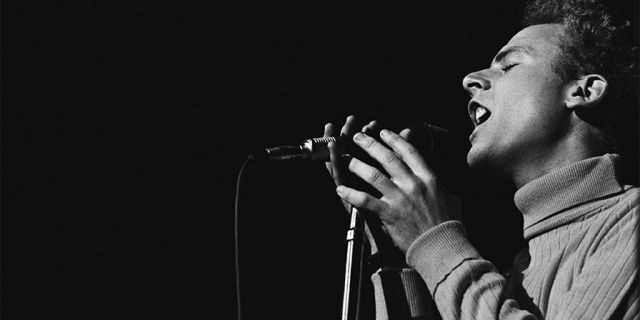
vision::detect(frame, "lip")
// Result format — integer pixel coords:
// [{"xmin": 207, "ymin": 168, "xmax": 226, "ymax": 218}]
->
[
  {"xmin": 467, "ymin": 100, "xmax": 491, "ymax": 127},
  {"xmin": 469, "ymin": 126, "xmax": 480, "ymax": 142}
]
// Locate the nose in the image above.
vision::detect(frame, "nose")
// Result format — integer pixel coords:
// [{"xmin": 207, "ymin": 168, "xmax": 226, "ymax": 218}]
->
[{"xmin": 462, "ymin": 70, "xmax": 491, "ymax": 96}]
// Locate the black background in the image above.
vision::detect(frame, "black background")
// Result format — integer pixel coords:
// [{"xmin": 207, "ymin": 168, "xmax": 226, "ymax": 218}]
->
[{"xmin": 6, "ymin": 0, "xmax": 614, "ymax": 319}]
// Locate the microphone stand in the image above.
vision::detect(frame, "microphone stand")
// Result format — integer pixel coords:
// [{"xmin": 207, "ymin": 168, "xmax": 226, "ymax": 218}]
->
[{"xmin": 341, "ymin": 206, "xmax": 367, "ymax": 320}]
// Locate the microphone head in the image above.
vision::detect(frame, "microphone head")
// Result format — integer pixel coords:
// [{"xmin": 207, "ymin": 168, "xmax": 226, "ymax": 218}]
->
[
  {"xmin": 301, "ymin": 136, "xmax": 341, "ymax": 161},
  {"xmin": 402, "ymin": 121, "xmax": 453, "ymax": 157},
  {"xmin": 402, "ymin": 121, "xmax": 469, "ymax": 193}
]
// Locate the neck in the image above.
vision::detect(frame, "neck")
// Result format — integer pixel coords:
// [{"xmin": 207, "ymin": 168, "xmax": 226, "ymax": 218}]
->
[{"xmin": 510, "ymin": 127, "xmax": 610, "ymax": 188}]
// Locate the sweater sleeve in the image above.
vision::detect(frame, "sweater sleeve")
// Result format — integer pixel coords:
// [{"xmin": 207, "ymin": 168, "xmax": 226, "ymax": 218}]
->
[
  {"xmin": 370, "ymin": 267, "xmax": 438, "ymax": 320},
  {"xmin": 405, "ymin": 211, "xmax": 638, "ymax": 320},
  {"xmin": 406, "ymin": 221, "xmax": 539, "ymax": 320}
]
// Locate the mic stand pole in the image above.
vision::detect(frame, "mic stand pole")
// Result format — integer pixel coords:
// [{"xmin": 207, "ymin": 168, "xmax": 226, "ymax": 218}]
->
[{"xmin": 341, "ymin": 206, "xmax": 366, "ymax": 320}]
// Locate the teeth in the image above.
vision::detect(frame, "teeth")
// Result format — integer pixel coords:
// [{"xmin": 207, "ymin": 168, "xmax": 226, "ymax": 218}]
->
[{"xmin": 475, "ymin": 107, "xmax": 487, "ymax": 123}]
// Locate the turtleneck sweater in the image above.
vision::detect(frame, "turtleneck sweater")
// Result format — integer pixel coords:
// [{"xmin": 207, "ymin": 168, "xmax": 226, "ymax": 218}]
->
[{"xmin": 395, "ymin": 154, "xmax": 638, "ymax": 319}]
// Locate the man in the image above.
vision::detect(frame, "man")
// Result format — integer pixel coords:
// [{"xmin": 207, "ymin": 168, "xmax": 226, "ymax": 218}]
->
[{"xmin": 323, "ymin": 0, "xmax": 638, "ymax": 319}]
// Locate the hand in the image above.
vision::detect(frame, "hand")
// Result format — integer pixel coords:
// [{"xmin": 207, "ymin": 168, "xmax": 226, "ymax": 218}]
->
[
  {"xmin": 323, "ymin": 115, "xmax": 381, "ymax": 211},
  {"xmin": 323, "ymin": 115, "xmax": 393, "ymax": 258},
  {"xmin": 335, "ymin": 129, "xmax": 461, "ymax": 253}
]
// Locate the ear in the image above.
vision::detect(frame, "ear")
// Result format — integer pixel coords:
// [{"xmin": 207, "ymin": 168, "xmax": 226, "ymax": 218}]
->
[{"xmin": 564, "ymin": 74, "xmax": 608, "ymax": 110}]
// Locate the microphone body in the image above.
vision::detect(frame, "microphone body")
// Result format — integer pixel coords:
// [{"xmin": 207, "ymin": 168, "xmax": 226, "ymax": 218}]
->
[{"xmin": 250, "ymin": 136, "xmax": 341, "ymax": 161}]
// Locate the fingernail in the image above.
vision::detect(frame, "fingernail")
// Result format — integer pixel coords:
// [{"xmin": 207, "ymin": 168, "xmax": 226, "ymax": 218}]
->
[
  {"xmin": 336, "ymin": 185, "xmax": 345, "ymax": 195},
  {"xmin": 353, "ymin": 132, "xmax": 364, "ymax": 141},
  {"xmin": 380, "ymin": 129, "xmax": 390, "ymax": 137}
]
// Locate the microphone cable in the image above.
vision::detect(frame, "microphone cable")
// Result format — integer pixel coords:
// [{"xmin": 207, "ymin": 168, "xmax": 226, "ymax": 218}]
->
[{"xmin": 235, "ymin": 156, "xmax": 252, "ymax": 320}]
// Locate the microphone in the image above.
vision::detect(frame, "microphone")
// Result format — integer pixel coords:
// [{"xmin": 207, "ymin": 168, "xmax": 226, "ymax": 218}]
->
[
  {"xmin": 249, "ymin": 136, "xmax": 342, "ymax": 161},
  {"xmin": 249, "ymin": 122, "xmax": 454, "ymax": 162}
]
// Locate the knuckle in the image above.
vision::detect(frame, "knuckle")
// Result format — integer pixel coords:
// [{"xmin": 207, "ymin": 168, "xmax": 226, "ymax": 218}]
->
[
  {"xmin": 367, "ymin": 170, "xmax": 384, "ymax": 184},
  {"xmin": 406, "ymin": 180, "xmax": 426, "ymax": 194},
  {"xmin": 359, "ymin": 195, "xmax": 370, "ymax": 207},
  {"xmin": 361, "ymin": 136, "xmax": 375, "ymax": 148},
  {"xmin": 383, "ymin": 211, "xmax": 400, "ymax": 224},
  {"xmin": 424, "ymin": 175, "xmax": 438, "ymax": 188},
  {"xmin": 382, "ymin": 151, "xmax": 398, "ymax": 165},
  {"xmin": 404, "ymin": 145, "xmax": 419, "ymax": 156}
]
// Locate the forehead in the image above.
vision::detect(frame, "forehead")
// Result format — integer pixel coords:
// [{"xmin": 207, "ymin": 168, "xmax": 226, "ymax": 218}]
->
[{"xmin": 500, "ymin": 23, "xmax": 564, "ymax": 56}]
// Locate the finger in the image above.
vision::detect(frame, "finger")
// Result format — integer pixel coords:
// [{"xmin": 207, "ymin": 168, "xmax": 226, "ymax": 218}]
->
[
  {"xmin": 379, "ymin": 129, "xmax": 434, "ymax": 180},
  {"xmin": 328, "ymin": 141, "xmax": 348, "ymax": 186},
  {"xmin": 330, "ymin": 149, "xmax": 353, "ymax": 212},
  {"xmin": 399, "ymin": 128, "xmax": 411, "ymax": 140},
  {"xmin": 352, "ymin": 132, "xmax": 413, "ymax": 182},
  {"xmin": 362, "ymin": 120, "xmax": 380, "ymax": 134},
  {"xmin": 341, "ymin": 115, "xmax": 358, "ymax": 137},
  {"xmin": 324, "ymin": 122, "xmax": 338, "ymax": 138},
  {"xmin": 347, "ymin": 156, "xmax": 400, "ymax": 195},
  {"xmin": 324, "ymin": 123, "xmax": 338, "ymax": 173},
  {"xmin": 336, "ymin": 185, "xmax": 387, "ymax": 213}
]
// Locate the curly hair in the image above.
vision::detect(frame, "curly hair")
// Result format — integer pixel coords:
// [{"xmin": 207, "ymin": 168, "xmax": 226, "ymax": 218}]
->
[{"xmin": 522, "ymin": 0, "xmax": 638, "ymax": 175}]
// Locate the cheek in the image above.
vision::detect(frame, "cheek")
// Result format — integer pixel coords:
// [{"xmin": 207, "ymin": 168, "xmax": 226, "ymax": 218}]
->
[
  {"xmin": 494, "ymin": 82, "xmax": 539, "ymax": 127},
  {"xmin": 495, "ymin": 72, "xmax": 564, "ymax": 124}
]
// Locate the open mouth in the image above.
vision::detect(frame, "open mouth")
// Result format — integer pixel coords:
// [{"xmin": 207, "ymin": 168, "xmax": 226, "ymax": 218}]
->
[{"xmin": 468, "ymin": 101, "xmax": 491, "ymax": 127}]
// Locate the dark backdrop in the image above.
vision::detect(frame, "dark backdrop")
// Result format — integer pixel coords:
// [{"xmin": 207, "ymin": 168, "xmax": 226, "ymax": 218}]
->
[{"xmin": 4, "ymin": 1, "xmax": 537, "ymax": 319}]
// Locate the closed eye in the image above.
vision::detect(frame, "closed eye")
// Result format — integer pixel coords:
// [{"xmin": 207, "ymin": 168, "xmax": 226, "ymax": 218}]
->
[{"xmin": 502, "ymin": 64, "xmax": 517, "ymax": 72}]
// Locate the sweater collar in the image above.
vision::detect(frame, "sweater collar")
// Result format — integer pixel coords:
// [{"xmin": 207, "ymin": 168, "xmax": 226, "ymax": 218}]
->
[{"xmin": 514, "ymin": 154, "xmax": 625, "ymax": 238}]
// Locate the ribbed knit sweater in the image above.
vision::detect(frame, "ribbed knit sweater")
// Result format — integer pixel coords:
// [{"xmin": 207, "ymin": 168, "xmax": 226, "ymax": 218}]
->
[{"xmin": 375, "ymin": 154, "xmax": 638, "ymax": 319}]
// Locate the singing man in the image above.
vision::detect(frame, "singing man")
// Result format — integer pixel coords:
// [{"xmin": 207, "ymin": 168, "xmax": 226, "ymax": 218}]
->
[{"xmin": 323, "ymin": 0, "xmax": 638, "ymax": 318}]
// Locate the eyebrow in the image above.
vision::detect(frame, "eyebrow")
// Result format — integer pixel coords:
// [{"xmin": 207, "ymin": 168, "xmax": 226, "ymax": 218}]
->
[{"xmin": 490, "ymin": 45, "xmax": 535, "ymax": 68}]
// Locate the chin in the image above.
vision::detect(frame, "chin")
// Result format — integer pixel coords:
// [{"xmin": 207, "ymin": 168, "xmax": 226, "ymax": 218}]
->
[
  {"xmin": 466, "ymin": 146, "xmax": 508, "ymax": 177},
  {"xmin": 466, "ymin": 145, "xmax": 486, "ymax": 169}
]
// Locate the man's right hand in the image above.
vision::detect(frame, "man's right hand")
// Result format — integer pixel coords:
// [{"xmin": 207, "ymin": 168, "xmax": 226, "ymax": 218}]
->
[
  {"xmin": 323, "ymin": 115, "xmax": 381, "ymax": 211},
  {"xmin": 322, "ymin": 115, "xmax": 406, "ymax": 265}
]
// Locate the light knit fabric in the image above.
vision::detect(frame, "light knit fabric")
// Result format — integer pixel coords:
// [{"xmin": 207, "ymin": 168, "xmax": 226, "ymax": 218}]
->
[
  {"xmin": 392, "ymin": 154, "xmax": 639, "ymax": 320},
  {"xmin": 371, "ymin": 267, "xmax": 435, "ymax": 320}
]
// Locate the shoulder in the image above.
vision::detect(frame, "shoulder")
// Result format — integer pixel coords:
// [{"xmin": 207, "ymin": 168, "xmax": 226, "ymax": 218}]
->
[
  {"xmin": 588, "ymin": 186, "xmax": 638, "ymax": 251},
  {"xmin": 614, "ymin": 186, "xmax": 639, "ymax": 216}
]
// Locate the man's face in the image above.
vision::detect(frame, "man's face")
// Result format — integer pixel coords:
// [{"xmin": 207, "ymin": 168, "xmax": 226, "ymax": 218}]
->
[{"xmin": 463, "ymin": 23, "xmax": 572, "ymax": 178}]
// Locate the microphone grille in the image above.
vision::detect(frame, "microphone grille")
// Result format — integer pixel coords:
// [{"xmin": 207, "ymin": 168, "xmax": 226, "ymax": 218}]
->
[{"xmin": 307, "ymin": 136, "xmax": 338, "ymax": 145}]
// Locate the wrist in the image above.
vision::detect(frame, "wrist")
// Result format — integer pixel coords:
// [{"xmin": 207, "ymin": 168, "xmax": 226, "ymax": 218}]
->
[{"xmin": 405, "ymin": 221, "xmax": 481, "ymax": 292}]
